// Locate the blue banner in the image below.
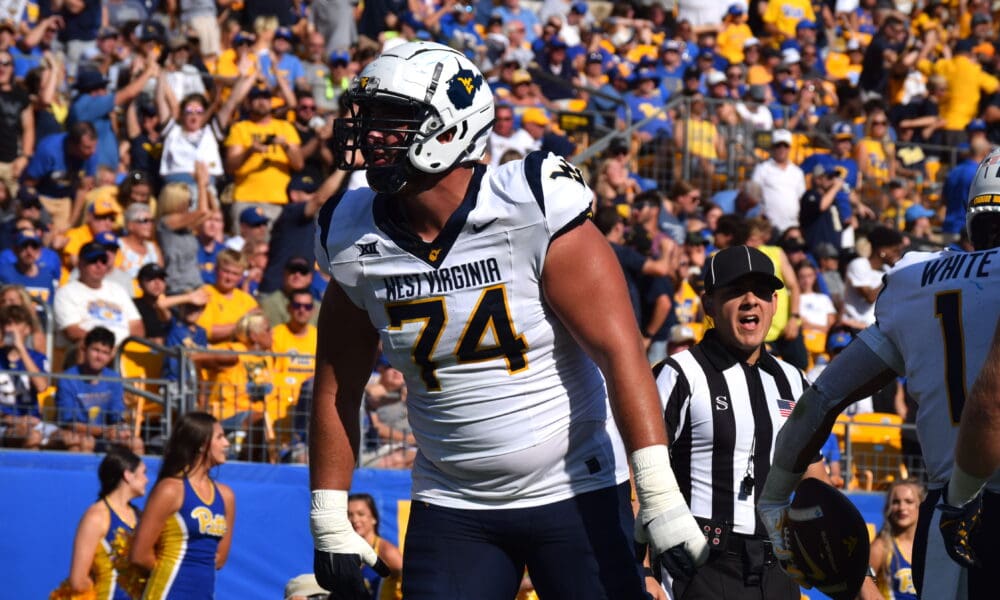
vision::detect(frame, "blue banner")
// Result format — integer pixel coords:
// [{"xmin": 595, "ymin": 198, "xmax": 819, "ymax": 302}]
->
[{"xmin": 0, "ymin": 450, "xmax": 887, "ymax": 599}]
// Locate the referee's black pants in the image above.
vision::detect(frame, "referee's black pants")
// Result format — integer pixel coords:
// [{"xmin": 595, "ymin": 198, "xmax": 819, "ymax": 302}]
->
[{"xmin": 671, "ymin": 534, "xmax": 800, "ymax": 600}]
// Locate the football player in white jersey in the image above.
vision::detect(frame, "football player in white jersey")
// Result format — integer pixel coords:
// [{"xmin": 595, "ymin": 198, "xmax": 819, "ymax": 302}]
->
[
  {"xmin": 307, "ymin": 41, "xmax": 708, "ymax": 599},
  {"xmin": 757, "ymin": 147, "xmax": 1000, "ymax": 600}
]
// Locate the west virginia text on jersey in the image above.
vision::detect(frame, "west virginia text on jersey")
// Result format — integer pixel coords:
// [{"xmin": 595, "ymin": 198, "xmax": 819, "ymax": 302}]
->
[{"xmin": 316, "ymin": 152, "xmax": 629, "ymax": 509}]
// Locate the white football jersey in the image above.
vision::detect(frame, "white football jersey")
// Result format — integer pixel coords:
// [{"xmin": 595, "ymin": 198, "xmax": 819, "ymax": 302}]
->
[
  {"xmin": 316, "ymin": 152, "xmax": 629, "ymax": 508},
  {"xmin": 862, "ymin": 248, "xmax": 1000, "ymax": 491}
]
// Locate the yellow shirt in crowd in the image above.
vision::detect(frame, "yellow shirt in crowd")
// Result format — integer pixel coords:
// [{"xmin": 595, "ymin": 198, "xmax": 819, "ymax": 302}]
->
[
  {"xmin": 224, "ymin": 118, "xmax": 302, "ymax": 204},
  {"xmin": 931, "ymin": 54, "xmax": 1000, "ymax": 130},
  {"xmin": 196, "ymin": 284, "xmax": 260, "ymax": 347},
  {"xmin": 762, "ymin": 0, "xmax": 815, "ymax": 40}
]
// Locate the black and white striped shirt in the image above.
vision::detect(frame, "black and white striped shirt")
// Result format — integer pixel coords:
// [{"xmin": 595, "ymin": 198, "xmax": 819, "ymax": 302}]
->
[{"xmin": 654, "ymin": 330, "xmax": 810, "ymax": 536}]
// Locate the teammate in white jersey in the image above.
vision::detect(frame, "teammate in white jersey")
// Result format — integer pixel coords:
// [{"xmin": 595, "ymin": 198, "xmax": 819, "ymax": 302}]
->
[
  {"xmin": 307, "ymin": 41, "xmax": 707, "ymax": 599},
  {"xmin": 757, "ymin": 147, "xmax": 1000, "ymax": 600}
]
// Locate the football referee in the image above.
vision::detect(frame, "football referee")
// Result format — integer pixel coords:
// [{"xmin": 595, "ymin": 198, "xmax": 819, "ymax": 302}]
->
[{"xmin": 651, "ymin": 246, "xmax": 828, "ymax": 599}]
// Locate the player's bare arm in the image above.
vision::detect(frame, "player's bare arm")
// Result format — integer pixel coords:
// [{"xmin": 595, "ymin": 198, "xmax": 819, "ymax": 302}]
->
[
  {"xmin": 542, "ymin": 217, "xmax": 709, "ymax": 576},
  {"xmin": 951, "ymin": 313, "xmax": 1000, "ymax": 505},
  {"xmin": 541, "ymin": 219, "xmax": 667, "ymax": 451}
]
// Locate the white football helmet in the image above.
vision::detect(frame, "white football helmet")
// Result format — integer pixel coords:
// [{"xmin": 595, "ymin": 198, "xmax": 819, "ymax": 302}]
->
[
  {"xmin": 966, "ymin": 145, "xmax": 1000, "ymax": 250},
  {"xmin": 333, "ymin": 41, "xmax": 495, "ymax": 194}
]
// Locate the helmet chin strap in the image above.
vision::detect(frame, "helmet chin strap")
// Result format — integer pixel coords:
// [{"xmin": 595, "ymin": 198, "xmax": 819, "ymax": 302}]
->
[{"xmin": 367, "ymin": 164, "xmax": 410, "ymax": 194}]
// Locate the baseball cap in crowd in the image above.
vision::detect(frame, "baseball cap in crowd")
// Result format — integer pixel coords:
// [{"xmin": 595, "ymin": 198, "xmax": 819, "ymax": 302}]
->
[
  {"xmin": 288, "ymin": 173, "xmax": 320, "ymax": 193},
  {"xmin": 95, "ymin": 231, "xmax": 119, "ymax": 249},
  {"xmin": 796, "ymin": 19, "xmax": 816, "ymax": 30},
  {"xmin": 138, "ymin": 21, "xmax": 164, "ymax": 43},
  {"xmin": 703, "ymin": 245, "xmax": 785, "ymax": 292},
  {"xmin": 233, "ymin": 31, "xmax": 255, "ymax": 46},
  {"xmin": 669, "ymin": 324, "xmax": 697, "ymax": 344},
  {"xmin": 846, "ymin": 39, "xmax": 862, "ymax": 52},
  {"xmin": 17, "ymin": 186, "xmax": 41, "ymax": 208},
  {"xmin": 706, "ymin": 70, "xmax": 726, "ymax": 86},
  {"xmin": 248, "ymin": 85, "xmax": 272, "ymax": 99},
  {"xmin": 833, "ymin": 122, "xmax": 854, "ymax": 140},
  {"xmin": 138, "ymin": 263, "xmax": 167, "ymax": 281},
  {"xmin": 663, "ymin": 39, "xmax": 683, "ymax": 52},
  {"xmin": 827, "ymin": 330, "xmax": 853, "ymax": 354},
  {"xmin": 74, "ymin": 69, "xmax": 110, "ymax": 92},
  {"xmin": 967, "ymin": 118, "xmax": 987, "ymax": 133},
  {"xmin": 727, "ymin": 4, "xmax": 745, "ymax": 17},
  {"xmin": 284, "ymin": 574, "xmax": 326, "ymax": 600},
  {"xmin": 683, "ymin": 65, "xmax": 701, "ymax": 80},
  {"xmin": 779, "ymin": 78, "xmax": 798, "ymax": 94},
  {"xmin": 781, "ymin": 47, "xmax": 801, "ymax": 65},
  {"xmin": 814, "ymin": 242, "xmax": 839, "ymax": 260},
  {"xmin": 812, "ymin": 163, "xmax": 840, "ymax": 178},
  {"xmin": 90, "ymin": 198, "xmax": 120, "ymax": 217},
  {"xmin": 521, "ymin": 107, "xmax": 550, "ymax": 126},
  {"xmin": 79, "ymin": 241, "xmax": 110, "ymax": 263},
  {"xmin": 512, "ymin": 69, "xmax": 532, "ymax": 85},
  {"xmin": 633, "ymin": 67, "xmax": 660, "ymax": 84},
  {"xmin": 608, "ymin": 136, "xmax": 630, "ymax": 155},
  {"xmin": 586, "ymin": 51, "xmax": 604, "ymax": 64},
  {"xmin": 955, "ymin": 38, "xmax": 977, "ymax": 54},
  {"xmin": 972, "ymin": 13, "xmax": 991, "ymax": 25},
  {"xmin": 97, "ymin": 26, "xmax": 119, "ymax": 39},
  {"xmin": 772, "ymin": 129, "xmax": 793, "ymax": 146},
  {"xmin": 274, "ymin": 26, "xmax": 295, "ymax": 42},
  {"xmin": 781, "ymin": 237, "xmax": 808, "ymax": 254},
  {"xmin": 743, "ymin": 37, "xmax": 761, "ymax": 49},
  {"xmin": 329, "ymin": 50, "xmax": 350, "ymax": 65},
  {"xmin": 285, "ymin": 256, "xmax": 312, "ymax": 274},
  {"xmin": 547, "ymin": 38, "xmax": 568, "ymax": 51},
  {"xmin": 167, "ymin": 34, "xmax": 190, "ymax": 52},
  {"xmin": 570, "ymin": 1, "xmax": 588, "ymax": 14},
  {"xmin": 746, "ymin": 84, "xmax": 767, "ymax": 102},
  {"xmin": 15, "ymin": 230, "xmax": 42, "ymax": 248},
  {"xmin": 685, "ymin": 231, "xmax": 709, "ymax": 246},
  {"xmin": 697, "ymin": 50, "xmax": 716, "ymax": 62},
  {"xmin": 905, "ymin": 204, "xmax": 936, "ymax": 223},
  {"xmin": 240, "ymin": 207, "xmax": 269, "ymax": 226}
]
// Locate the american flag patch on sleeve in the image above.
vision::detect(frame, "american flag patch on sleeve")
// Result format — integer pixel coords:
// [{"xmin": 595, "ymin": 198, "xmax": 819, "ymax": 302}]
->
[{"xmin": 777, "ymin": 398, "xmax": 796, "ymax": 417}]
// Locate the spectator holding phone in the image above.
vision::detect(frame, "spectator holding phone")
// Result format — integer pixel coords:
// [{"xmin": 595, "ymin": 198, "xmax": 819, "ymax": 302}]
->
[{"xmin": 223, "ymin": 85, "xmax": 303, "ymax": 232}]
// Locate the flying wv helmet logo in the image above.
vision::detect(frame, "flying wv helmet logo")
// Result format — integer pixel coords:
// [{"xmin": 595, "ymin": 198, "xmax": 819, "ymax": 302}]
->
[{"xmin": 446, "ymin": 68, "xmax": 483, "ymax": 109}]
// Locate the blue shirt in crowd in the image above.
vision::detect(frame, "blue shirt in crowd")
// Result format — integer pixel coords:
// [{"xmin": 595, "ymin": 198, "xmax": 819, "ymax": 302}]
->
[
  {"xmin": 68, "ymin": 92, "xmax": 119, "ymax": 169},
  {"xmin": 23, "ymin": 133, "xmax": 100, "ymax": 199},
  {"xmin": 55, "ymin": 366, "xmax": 125, "ymax": 425}
]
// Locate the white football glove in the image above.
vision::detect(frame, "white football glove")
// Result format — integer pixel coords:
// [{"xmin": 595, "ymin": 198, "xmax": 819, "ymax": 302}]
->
[{"xmin": 631, "ymin": 445, "xmax": 709, "ymax": 578}]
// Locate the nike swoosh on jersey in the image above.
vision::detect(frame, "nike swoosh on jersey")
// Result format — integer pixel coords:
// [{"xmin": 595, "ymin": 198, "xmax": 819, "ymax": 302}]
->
[{"xmin": 471, "ymin": 218, "xmax": 498, "ymax": 233}]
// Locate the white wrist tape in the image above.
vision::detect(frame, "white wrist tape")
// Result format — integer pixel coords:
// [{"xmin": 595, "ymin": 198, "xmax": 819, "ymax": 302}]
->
[
  {"xmin": 630, "ymin": 444, "xmax": 683, "ymax": 516},
  {"xmin": 947, "ymin": 463, "xmax": 987, "ymax": 507},
  {"xmin": 310, "ymin": 489, "xmax": 378, "ymax": 565}
]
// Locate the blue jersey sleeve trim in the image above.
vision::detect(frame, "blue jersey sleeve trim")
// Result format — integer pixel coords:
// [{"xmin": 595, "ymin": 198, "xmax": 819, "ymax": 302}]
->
[{"xmin": 523, "ymin": 151, "xmax": 547, "ymax": 216}]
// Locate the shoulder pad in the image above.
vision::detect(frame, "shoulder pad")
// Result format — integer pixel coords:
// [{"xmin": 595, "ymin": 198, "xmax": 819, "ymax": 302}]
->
[{"xmin": 521, "ymin": 151, "xmax": 594, "ymax": 237}]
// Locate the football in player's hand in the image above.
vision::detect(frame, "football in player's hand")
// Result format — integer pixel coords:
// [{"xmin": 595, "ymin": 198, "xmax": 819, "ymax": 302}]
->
[{"xmin": 782, "ymin": 478, "xmax": 870, "ymax": 600}]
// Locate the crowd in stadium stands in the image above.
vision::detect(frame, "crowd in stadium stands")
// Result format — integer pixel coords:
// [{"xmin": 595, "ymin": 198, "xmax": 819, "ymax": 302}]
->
[{"xmin": 0, "ymin": 0, "xmax": 992, "ymax": 472}]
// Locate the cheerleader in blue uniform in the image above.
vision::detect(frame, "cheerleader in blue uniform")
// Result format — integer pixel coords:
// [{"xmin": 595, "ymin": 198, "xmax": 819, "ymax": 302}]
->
[
  {"xmin": 56, "ymin": 446, "xmax": 148, "ymax": 600},
  {"xmin": 870, "ymin": 480, "xmax": 924, "ymax": 600},
  {"xmin": 348, "ymin": 493, "xmax": 403, "ymax": 600},
  {"xmin": 131, "ymin": 412, "xmax": 235, "ymax": 600}
]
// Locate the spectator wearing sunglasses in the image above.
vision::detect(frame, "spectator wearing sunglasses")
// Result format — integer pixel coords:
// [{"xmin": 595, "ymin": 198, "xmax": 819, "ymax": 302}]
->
[
  {"xmin": 57, "ymin": 197, "xmax": 120, "ymax": 276},
  {"xmin": 260, "ymin": 257, "xmax": 318, "ymax": 329},
  {"xmin": 53, "ymin": 241, "xmax": 143, "ymax": 361}
]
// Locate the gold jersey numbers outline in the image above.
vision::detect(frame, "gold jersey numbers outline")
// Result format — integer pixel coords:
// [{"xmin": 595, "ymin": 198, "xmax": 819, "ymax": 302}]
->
[{"xmin": 386, "ymin": 284, "xmax": 529, "ymax": 390}]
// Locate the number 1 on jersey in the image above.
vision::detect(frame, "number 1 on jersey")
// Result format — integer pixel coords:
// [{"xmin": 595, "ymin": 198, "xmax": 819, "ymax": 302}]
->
[
  {"xmin": 935, "ymin": 290, "xmax": 967, "ymax": 424},
  {"xmin": 386, "ymin": 284, "xmax": 529, "ymax": 391}
]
